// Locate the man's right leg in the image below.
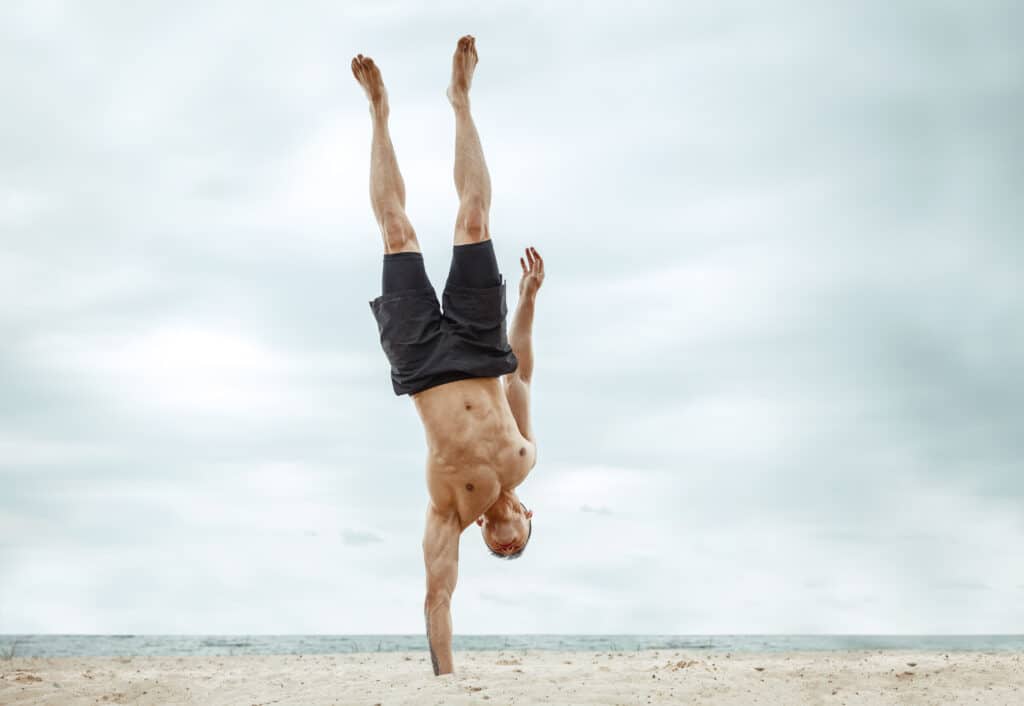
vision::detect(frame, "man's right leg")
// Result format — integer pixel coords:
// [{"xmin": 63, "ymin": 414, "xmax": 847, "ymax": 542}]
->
[
  {"xmin": 351, "ymin": 53, "xmax": 421, "ymax": 256},
  {"xmin": 447, "ymin": 35, "xmax": 491, "ymax": 248},
  {"xmin": 444, "ymin": 36, "xmax": 501, "ymax": 290}
]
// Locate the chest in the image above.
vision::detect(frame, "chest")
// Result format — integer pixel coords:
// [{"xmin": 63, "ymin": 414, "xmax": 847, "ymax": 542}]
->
[{"xmin": 427, "ymin": 464, "xmax": 501, "ymax": 527}]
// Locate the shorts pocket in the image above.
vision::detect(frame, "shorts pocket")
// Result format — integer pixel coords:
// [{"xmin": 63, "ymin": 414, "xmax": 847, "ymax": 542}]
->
[
  {"xmin": 442, "ymin": 280, "xmax": 508, "ymax": 332},
  {"xmin": 369, "ymin": 287, "xmax": 442, "ymax": 370}
]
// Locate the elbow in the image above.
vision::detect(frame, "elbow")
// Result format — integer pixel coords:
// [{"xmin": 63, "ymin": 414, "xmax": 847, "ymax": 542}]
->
[
  {"xmin": 512, "ymin": 367, "xmax": 532, "ymax": 385},
  {"xmin": 425, "ymin": 589, "xmax": 452, "ymax": 612}
]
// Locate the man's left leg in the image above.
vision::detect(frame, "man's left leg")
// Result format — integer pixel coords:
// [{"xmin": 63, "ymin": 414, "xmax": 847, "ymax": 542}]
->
[{"xmin": 351, "ymin": 53, "xmax": 421, "ymax": 257}]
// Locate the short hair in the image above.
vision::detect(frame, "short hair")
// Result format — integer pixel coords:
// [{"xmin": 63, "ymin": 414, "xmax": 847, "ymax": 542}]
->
[{"xmin": 488, "ymin": 518, "xmax": 532, "ymax": 560}]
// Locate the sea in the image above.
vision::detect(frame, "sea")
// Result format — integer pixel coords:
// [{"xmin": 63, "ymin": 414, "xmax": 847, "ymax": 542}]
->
[{"xmin": 3, "ymin": 635, "xmax": 1023, "ymax": 658}]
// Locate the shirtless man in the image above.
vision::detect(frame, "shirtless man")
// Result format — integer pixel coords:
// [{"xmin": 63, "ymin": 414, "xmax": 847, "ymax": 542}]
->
[{"xmin": 351, "ymin": 35, "xmax": 544, "ymax": 676}]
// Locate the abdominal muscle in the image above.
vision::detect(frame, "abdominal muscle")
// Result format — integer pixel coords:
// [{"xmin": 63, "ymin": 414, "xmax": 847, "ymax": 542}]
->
[{"xmin": 414, "ymin": 377, "xmax": 534, "ymax": 524}]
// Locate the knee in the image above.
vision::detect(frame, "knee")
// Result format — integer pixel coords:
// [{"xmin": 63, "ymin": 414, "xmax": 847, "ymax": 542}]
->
[
  {"xmin": 456, "ymin": 206, "xmax": 489, "ymax": 243},
  {"xmin": 381, "ymin": 212, "xmax": 417, "ymax": 252}
]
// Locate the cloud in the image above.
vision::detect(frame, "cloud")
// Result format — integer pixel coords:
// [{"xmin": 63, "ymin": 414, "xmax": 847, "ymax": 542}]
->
[
  {"xmin": 340, "ymin": 529, "xmax": 384, "ymax": 546},
  {"xmin": 1, "ymin": 0, "xmax": 1022, "ymax": 635},
  {"xmin": 479, "ymin": 591, "xmax": 518, "ymax": 606}
]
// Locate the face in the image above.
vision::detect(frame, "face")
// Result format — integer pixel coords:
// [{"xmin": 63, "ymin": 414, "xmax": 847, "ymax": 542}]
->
[{"xmin": 477, "ymin": 503, "xmax": 533, "ymax": 556}]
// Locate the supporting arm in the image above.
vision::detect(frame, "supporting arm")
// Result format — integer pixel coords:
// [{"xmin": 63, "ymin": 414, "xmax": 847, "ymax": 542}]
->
[{"xmin": 423, "ymin": 504, "xmax": 460, "ymax": 675}]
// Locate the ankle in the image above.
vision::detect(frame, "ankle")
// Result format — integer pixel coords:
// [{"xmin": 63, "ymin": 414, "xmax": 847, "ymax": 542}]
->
[{"xmin": 448, "ymin": 91, "xmax": 471, "ymax": 113}]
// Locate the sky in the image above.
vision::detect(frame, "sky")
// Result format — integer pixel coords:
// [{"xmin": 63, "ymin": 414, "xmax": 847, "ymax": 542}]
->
[{"xmin": 2, "ymin": 0, "xmax": 1022, "ymax": 635}]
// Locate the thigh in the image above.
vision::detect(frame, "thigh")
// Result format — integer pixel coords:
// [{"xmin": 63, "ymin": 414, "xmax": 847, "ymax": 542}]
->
[
  {"xmin": 444, "ymin": 239, "xmax": 501, "ymax": 290},
  {"xmin": 382, "ymin": 251, "xmax": 432, "ymax": 295}
]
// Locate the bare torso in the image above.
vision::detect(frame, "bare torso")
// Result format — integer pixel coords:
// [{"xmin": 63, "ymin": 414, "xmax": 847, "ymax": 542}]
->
[{"xmin": 413, "ymin": 377, "xmax": 536, "ymax": 529}]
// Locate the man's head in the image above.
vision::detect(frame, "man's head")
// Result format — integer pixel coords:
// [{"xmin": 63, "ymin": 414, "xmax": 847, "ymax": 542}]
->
[{"xmin": 476, "ymin": 497, "xmax": 533, "ymax": 559}]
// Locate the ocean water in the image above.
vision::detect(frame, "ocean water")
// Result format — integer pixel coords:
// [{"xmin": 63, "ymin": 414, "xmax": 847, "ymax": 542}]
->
[{"xmin": 3, "ymin": 634, "xmax": 1022, "ymax": 658}]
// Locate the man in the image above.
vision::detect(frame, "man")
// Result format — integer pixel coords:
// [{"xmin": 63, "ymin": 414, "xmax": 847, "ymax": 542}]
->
[{"xmin": 351, "ymin": 35, "xmax": 544, "ymax": 676}]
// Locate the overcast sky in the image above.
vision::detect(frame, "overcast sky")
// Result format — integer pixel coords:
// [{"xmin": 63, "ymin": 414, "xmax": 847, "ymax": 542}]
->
[{"xmin": 2, "ymin": 0, "xmax": 1022, "ymax": 635}]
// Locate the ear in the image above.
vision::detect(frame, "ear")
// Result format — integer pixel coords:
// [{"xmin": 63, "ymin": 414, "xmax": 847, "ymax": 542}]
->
[
  {"xmin": 524, "ymin": 509, "xmax": 534, "ymax": 519},
  {"xmin": 475, "ymin": 516, "xmax": 484, "ymax": 526}
]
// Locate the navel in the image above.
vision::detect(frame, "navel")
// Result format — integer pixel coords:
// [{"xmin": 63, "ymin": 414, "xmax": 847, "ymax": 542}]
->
[
  {"xmin": 465, "ymin": 483, "xmax": 474, "ymax": 491},
  {"xmin": 465, "ymin": 403, "xmax": 472, "ymax": 411},
  {"xmin": 519, "ymin": 447, "xmax": 526, "ymax": 456}
]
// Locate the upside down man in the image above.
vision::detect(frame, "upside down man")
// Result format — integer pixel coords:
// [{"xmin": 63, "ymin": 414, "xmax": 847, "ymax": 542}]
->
[{"xmin": 352, "ymin": 35, "xmax": 545, "ymax": 675}]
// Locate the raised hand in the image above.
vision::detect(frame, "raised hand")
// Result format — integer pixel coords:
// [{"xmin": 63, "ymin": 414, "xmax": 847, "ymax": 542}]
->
[{"xmin": 518, "ymin": 246, "xmax": 544, "ymax": 299}]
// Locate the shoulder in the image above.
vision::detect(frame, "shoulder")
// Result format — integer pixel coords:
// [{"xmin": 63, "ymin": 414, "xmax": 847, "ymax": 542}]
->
[{"xmin": 423, "ymin": 502, "xmax": 461, "ymax": 545}]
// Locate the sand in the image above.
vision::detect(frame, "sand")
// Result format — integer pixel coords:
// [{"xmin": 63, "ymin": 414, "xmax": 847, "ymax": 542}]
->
[{"xmin": 2, "ymin": 649, "xmax": 1022, "ymax": 705}]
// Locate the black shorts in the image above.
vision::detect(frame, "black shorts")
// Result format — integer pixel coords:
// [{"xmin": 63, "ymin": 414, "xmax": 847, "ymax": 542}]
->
[{"xmin": 369, "ymin": 241, "xmax": 518, "ymax": 396}]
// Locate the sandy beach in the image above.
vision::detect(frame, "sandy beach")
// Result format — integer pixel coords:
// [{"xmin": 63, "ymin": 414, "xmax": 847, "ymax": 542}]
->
[{"xmin": 2, "ymin": 649, "xmax": 1021, "ymax": 705}]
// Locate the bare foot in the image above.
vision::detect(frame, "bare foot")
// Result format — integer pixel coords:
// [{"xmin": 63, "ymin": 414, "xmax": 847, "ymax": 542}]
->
[
  {"xmin": 446, "ymin": 35, "xmax": 478, "ymax": 111},
  {"xmin": 351, "ymin": 53, "xmax": 389, "ymax": 120}
]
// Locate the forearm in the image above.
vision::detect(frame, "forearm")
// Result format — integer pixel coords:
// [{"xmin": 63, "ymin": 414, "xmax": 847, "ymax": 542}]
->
[
  {"xmin": 508, "ymin": 294, "xmax": 536, "ymax": 381},
  {"xmin": 424, "ymin": 593, "xmax": 454, "ymax": 675}
]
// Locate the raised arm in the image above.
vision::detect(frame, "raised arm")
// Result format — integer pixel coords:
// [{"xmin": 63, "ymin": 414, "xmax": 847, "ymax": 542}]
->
[
  {"xmin": 422, "ymin": 503, "xmax": 460, "ymax": 675},
  {"xmin": 506, "ymin": 246, "xmax": 544, "ymax": 442}
]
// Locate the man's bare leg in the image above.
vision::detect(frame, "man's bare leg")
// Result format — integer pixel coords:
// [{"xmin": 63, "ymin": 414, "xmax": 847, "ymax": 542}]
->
[
  {"xmin": 447, "ymin": 35, "xmax": 492, "ymax": 245},
  {"xmin": 351, "ymin": 53, "xmax": 420, "ymax": 253}
]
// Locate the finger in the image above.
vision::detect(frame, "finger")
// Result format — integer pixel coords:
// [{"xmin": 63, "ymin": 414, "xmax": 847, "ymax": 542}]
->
[
  {"xmin": 525, "ymin": 248, "xmax": 534, "ymax": 269},
  {"xmin": 351, "ymin": 57, "xmax": 360, "ymax": 78},
  {"xmin": 520, "ymin": 257, "xmax": 527, "ymax": 274},
  {"xmin": 533, "ymin": 248, "xmax": 543, "ymax": 272}
]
